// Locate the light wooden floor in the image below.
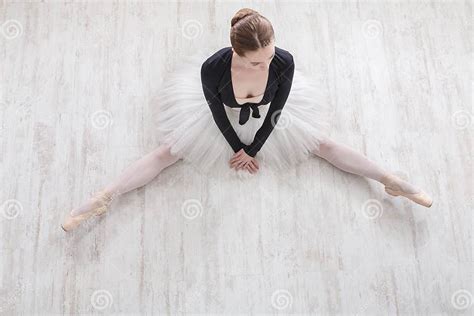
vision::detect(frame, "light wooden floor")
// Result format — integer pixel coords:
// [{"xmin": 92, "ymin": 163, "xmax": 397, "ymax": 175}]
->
[{"xmin": 1, "ymin": 0, "xmax": 472, "ymax": 315}]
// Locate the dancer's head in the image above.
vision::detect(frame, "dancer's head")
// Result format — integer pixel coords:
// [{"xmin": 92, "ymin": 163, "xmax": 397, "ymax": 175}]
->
[{"xmin": 230, "ymin": 8, "xmax": 275, "ymax": 70}]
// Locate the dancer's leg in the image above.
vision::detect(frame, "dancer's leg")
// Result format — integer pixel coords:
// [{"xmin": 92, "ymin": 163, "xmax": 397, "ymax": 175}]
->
[
  {"xmin": 311, "ymin": 136, "xmax": 420, "ymax": 192},
  {"xmin": 71, "ymin": 144, "xmax": 181, "ymax": 216}
]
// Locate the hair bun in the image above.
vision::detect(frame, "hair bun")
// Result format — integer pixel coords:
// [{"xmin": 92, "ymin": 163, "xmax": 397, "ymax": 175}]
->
[{"xmin": 231, "ymin": 8, "xmax": 259, "ymax": 27}]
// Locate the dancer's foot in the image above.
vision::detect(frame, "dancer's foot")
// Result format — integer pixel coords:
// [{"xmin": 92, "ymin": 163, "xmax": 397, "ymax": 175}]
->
[
  {"xmin": 61, "ymin": 190, "xmax": 115, "ymax": 232},
  {"xmin": 380, "ymin": 173, "xmax": 433, "ymax": 208}
]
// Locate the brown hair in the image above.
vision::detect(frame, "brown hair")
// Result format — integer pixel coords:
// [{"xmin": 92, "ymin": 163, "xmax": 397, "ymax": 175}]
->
[{"xmin": 230, "ymin": 8, "xmax": 275, "ymax": 56}]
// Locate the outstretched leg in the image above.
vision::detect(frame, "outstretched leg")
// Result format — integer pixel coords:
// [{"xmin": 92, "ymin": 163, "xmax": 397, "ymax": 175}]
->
[
  {"xmin": 311, "ymin": 136, "xmax": 390, "ymax": 183},
  {"xmin": 311, "ymin": 136, "xmax": 432, "ymax": 207},
  {"xmin": 71, "ymin": 144, "xmax": 181, "ymax": 216}
]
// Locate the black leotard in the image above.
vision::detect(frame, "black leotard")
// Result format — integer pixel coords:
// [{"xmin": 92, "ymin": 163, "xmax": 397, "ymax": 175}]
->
[{"xmin": 200, "ymin": 46, "xmax": 295, "ymax": 157}]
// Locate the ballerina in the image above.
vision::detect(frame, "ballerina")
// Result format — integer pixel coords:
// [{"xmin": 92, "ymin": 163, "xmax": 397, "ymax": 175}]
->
[{"xmin": 61, "ymin": 7, "xmax": 432, "ymax": 232}]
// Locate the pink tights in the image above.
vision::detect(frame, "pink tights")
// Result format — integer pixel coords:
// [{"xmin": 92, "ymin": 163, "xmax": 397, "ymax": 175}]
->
[
  {"xmin": 71, "ymin": 145, "xmax": 180, "ymax": 216},
  {"xmin": 71, "ymin": 137, "xmax": 420, "ymax": 216}
]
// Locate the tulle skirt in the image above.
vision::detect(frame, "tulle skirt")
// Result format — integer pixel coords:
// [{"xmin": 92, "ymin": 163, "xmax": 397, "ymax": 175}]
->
[{"xmin": 152, "ymin": 49, "xmax": 333, "ymax": 179}]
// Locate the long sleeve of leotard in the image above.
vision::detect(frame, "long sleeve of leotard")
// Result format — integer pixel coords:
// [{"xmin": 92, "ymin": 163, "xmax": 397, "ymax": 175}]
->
[
  {"xmin": 200, "ymin": 59, "xmax": 246, "ymax": 153},
  {"xmin": 243, "ymin": 55, "xmax": 295, "ymax": 157}
]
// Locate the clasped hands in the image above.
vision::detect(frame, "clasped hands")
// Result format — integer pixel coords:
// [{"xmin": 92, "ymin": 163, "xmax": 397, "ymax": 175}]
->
[{"xmin": 229, "ymin": 148, "xmax": 259, "ymax": 174}]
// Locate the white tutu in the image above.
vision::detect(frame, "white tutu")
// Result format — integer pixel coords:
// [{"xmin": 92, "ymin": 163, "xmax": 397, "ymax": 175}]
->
[{"xmin": 152, "ymin": 49, "xmax": 333, "ymax": 179}]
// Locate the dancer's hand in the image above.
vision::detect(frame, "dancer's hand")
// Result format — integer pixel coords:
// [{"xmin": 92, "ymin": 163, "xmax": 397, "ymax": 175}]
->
[
  {"xmin": 229, "ymin": 149, "xmax": 259, "ymax": 173},
  {"xmin": 244, "ymin": 159, "xmax": 260, "ymax": 174}
]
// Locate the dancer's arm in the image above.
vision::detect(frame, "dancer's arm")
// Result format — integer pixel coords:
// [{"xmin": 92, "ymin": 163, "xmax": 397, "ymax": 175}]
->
[
  {"xmin": 201, "ymin": 60, "xmax": 246, "ymax": 153},
  {"xmin": 243, "ymin": 56, "xmax": 295, "ymax": 157}
]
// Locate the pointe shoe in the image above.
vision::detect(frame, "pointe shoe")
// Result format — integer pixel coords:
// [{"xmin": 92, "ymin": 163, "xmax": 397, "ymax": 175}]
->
[
  {"xmin": 61, "ymin": 190, "xmax": 114, "ymax": 232},
  {"xmin": 381, "ymin": 173, "xmax": 433, "ymax": 208}
]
